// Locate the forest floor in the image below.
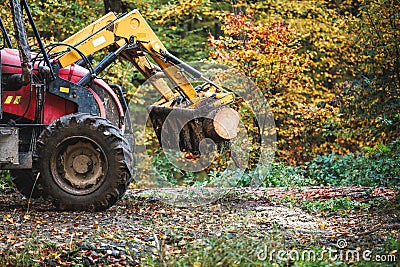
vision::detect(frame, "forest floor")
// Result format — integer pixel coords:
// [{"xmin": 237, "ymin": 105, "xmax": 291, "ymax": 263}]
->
[{"xmin": 0, "ymin": 186, "xmax": 398, "ymax": 266}]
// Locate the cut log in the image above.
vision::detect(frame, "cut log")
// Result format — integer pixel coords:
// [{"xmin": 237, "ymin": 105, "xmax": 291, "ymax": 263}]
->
[
  {"xmin": 147, "ymin": 104, "xmax": 240, "ymax": 153},
  {"xmin": 203, "ymin": 107, "xmax": 240, "ymax": 142}
]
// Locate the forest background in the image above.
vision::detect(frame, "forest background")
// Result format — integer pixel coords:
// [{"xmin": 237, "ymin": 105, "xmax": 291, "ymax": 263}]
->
[
  {"xmin": 0, "ymin": 0, "xmax": 399, "ymax": 188},
  {"xmin": 0, "ymin": 1, "xmax": 399, "ymax": 265}
]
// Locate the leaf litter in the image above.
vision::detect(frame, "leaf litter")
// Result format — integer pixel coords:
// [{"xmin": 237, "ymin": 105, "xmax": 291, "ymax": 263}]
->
[{"xmin": 0, "ymin": 186, "xmax": 398, "ymax": 266}]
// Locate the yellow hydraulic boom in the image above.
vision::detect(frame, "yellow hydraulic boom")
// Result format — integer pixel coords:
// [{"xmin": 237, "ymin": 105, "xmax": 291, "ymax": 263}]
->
[
  {"xmin": 52, "ymin": 10, "xmax": 216, "ymax": 105},
  {"xmin": 51, "ymin": 9, "xmax": 239, "ymax": 152}
]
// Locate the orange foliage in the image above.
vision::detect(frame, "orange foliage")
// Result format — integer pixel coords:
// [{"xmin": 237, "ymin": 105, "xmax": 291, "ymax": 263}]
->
[{"xmin": 208, "ymin": 7, "xmax": 382, "ymax": 164}]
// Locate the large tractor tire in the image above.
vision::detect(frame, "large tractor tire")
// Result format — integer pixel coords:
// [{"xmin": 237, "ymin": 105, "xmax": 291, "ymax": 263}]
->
[
  {"xmin": 35, "ymin": 113, "xmax": 133, "ymax": 211},
  {"xmin": 11, "ymin": 170, "xmax": 42, "ymax": 199}
]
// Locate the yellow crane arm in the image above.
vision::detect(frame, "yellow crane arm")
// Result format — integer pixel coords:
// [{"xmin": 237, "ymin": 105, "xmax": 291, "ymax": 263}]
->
[{"xmin": 55, "ymin": 10, "xmax": 199, "ymax": 103}]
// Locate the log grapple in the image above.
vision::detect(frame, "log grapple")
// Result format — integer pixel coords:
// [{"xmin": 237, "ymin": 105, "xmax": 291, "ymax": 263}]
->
[{"xmin": 0, "ymin": 0, "xmax": 239, "ymax": 210}]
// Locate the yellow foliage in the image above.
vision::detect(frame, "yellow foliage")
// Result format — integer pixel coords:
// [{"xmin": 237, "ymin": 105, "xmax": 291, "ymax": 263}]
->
[{"xmin": 207, "ymin": 0, "xmax": 399, "ymax": 164}]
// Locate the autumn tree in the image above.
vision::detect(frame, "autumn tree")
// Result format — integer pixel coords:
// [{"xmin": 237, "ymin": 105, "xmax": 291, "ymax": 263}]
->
[
  {"xmin": 332, "ymin": 0, "xmax": 400, "ymax": 150},
  {"xmin": 2, "ymin": 0, "xmax": 397, "ymax": 164},
  {"xmin": 209, "ymin": 10, "xmax": 326, "ymax": 164},
  {"xmin": 208, "ymin": 0, "xmax": 399, "ymax": 163}
]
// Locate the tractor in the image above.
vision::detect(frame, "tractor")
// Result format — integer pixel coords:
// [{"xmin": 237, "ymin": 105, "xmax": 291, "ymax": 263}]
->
[{"xmin": 0, "ymin": 0, "xmax": 240, "ymax": 210}]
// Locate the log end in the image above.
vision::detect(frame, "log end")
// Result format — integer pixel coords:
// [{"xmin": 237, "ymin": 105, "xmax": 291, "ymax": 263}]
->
[{"xmin": 212, "ymin": 107, "xmax": 240, "ymax": 140}]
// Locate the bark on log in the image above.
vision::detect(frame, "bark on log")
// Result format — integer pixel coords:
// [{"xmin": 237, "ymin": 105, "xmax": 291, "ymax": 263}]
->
[{"xmin": 147, "ymin": 105, "xmax": 240, "ymax": 154}]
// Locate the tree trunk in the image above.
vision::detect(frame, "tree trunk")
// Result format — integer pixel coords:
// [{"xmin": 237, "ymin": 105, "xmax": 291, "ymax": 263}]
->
[{"xmin": 103, "ymin": 0, "xmax": 130, "ymax": 13}]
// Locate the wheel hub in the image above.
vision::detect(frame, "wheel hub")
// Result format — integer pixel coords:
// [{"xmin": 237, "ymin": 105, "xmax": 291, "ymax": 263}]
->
[
  {"xmin": 62, "ymin": 141, "xmax": 103, "ymax": 189},
  {"xmin": 72, "ymin": 154, "xmax": 93, "ymax": 174}
]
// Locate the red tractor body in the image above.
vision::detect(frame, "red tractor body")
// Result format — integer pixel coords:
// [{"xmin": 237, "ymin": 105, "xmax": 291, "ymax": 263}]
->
[
  {"xmin": 1, "ymin": 48, "xmax": 124, "ymax": 124},
  {"xmin": 0, "ymin": 0, "xmax": 134, "ymax": 211}
]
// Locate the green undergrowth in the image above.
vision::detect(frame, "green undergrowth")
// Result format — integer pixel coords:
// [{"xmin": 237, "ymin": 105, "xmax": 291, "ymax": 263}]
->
[
  {"xmin": 305, "ymin": 140, "xmax": 400, "ymax": 187},
  {"xmin": 2, "ymin": 140, "xmax": 398, "ymax": 192},
  {"xmin": 147, "ymin": 139, "xmax": 400, "ymax": 189},
  {"xmin": 0, "ymin": 171, "xmax": 12, "ymax": 192},
  {"xmin": 270, "ymin": 140, "xmax": 399, "ymax": 188},
  {"xmin": 300, "ymin": 197, "xmax": 371, "ymax": 213}
]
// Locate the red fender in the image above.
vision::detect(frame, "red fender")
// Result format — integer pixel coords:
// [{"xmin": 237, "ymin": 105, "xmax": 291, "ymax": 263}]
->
[
  {"xmin": 59, "ymin": 63, "xmax": 125, "ymax": 120},
  {"xmin": 1, "ymin": 48, "xmax": 125, "ymax": 126}
]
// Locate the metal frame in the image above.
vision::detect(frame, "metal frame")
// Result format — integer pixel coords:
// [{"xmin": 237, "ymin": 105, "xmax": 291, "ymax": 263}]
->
[
  {"xmin": 0, "ymin": 17, "xmax": 13, "ymax": 49},
  {"xmin": 20, "ymin": 0, "xmax": 54, "ymax": 79}
]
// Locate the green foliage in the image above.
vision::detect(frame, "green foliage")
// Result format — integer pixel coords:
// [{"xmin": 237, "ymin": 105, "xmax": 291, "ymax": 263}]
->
[
  {"xmin": 143, "ymin": 0, "xmax": 214, "ymax": 60},
  {"xmin": 306, "ymin": 140, "xmax": 400, "ymax": 187},
  {"xmin": 260, "ymin": 162, "xmax": 312, "ymax": 187},
  {"xmin": 148, "ymin": 139, "xmax": 400, "ymax": 188},
  {"xmin": 0, "ymin": 171, "xmax": 12, "ymax": 191},
  {"xmin": 353, "ymin": 0, "xmax": 400, "ymax": 90},
  {"xmin": 150, "ymin": 147, "xmax": 198, "ymax": 187},
  {"xmin": 256, "ymin": 139, "xmax": 399, "ymax": 188},
  {"xmin": 301, "ymin": 197, "xmax": 370, "ymax": 212},
  {"xmin": 102, "ymin": 0, "xmax": 219, "ymax": 61},
  {"xmin": 0, "ymin": 0, "xmax": 105, "ymax": 45}
]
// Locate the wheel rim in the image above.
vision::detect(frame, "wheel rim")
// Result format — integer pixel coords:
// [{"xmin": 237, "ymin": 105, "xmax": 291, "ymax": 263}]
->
[{"xmin": 51, "ymin": 136, "xmax": 108, "ymax": 196}]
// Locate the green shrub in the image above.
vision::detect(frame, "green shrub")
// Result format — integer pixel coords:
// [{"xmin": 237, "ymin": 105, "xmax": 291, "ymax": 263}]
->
[
  {"xmin": 0, "ymin": 171, "xmax": 12, "ymax": 191},
  {"xmin": 301, "ymin": 197, "xmax": 371, "ymax": 212},
  {"xmin": 306, "ymin": 140, "xmax": 400, "ymax": 187},
  {"xmin": 261, "ymin": 162, "xmax": 315, "ymax": 187}
]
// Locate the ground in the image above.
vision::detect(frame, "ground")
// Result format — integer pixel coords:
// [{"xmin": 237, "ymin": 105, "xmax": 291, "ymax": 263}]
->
[{"xmin": 0, "ymin": 187, "xmax": 398, "ymax": 266}]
